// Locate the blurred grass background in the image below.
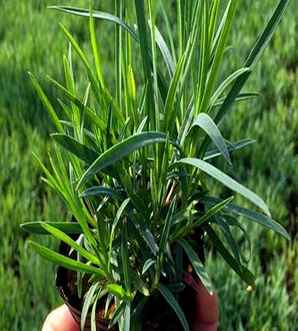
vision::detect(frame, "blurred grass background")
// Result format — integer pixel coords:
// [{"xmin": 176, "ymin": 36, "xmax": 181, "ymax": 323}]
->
[{"xmin": 0, "ymin": 1, "xmax": 297, "ymax": 330}]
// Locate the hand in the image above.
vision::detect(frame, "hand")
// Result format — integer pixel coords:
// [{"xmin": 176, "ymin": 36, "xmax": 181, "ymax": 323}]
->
[
  {"xmin": 192, "ymin": 280, "xmax": 219, "ymax": 331},
  {"xmin": 42, "ymin": 287, "xmax": 219, "ymax": 331},
  {"xmin": 42, "ymin": 305, "xmax": 79, "ymax": 331}
]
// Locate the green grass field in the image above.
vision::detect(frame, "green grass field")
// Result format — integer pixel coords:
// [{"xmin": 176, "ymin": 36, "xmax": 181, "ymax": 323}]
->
[{"xmin": 0, "ymin": 1, "xmax": 297, "ymax": 330}]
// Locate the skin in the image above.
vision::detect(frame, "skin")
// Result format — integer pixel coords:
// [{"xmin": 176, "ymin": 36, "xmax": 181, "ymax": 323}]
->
[{"xmin": 42, "ymin": 285, "xmax": 218, "ymax": 331}]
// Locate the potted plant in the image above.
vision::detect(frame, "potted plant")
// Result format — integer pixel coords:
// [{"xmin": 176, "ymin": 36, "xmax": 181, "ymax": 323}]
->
[{"xmin": 21, "ymin": 1, "xmax": 290, "ymax": 330}]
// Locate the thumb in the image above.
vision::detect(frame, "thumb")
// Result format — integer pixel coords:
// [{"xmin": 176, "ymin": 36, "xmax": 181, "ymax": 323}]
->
[
  {"xmin": 193, "ymin": 280, "xmax": 219, "ymax": 331},
  {"xmin": 42, "ymin": 304, "xmax": 79, "ymax": 331}
]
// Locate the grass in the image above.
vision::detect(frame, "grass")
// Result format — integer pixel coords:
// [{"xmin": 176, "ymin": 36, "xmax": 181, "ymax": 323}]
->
[{"xmin": 0, "ymin": 0, "xmax": 297, "ymax": 330}]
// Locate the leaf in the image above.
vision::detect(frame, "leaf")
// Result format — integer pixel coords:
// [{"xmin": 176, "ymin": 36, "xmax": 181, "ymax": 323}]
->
[
  {"xmin": 194, "ymin": 196, "xmax": 234, "ymax": 228},
  {"xmin": 20, "ymin": 222, "xmax": 82, "ymax": 235},
  {"xmin": 142, "ymin": 258, "xmax": 155, "ymax": 275},
  {"xmin": 133, "ymin": 273, "xmax": 150, "ymax": 296},
  {"xmin": 81, "ymin": 283, "xmax": 99, "ymax": 331},
  {"xmin": 50, "ymin": 5, "xmax": 169, "ymax": 104},
  {"xmin": 28, "ymin": 72, "xmax": 63, "ymax": 132},
  {"xmin": 48, "ymin": 76, "xmax": 107, "ymax": 130},
  {"xmin": 123, "ymin": 302, "xmax": 131, "ymax": 331},
  {"xmin": 163, "ymin": 54, "xmax": 186, "ymax": 132},
  {"xmin": 89, "ymin": 8, "xmax": 104, "ymax": 87},
  {"xmin": 52, "ymin": 133, "xmax": 98, "ymax": 164},
  {"xmin": 136, "ymin": 116, "xmax": 148, "ymax": 133},
  {"xmin": 47, "ymin": 75, "xmax": 83, "ymax": 110},
  {"xmin": 28, "ymin": 241, "xmax": 105, "ymax": 276},
  {"xmin": 191, "ymin": 113, "xmax": 231, "ymax": 164},
  {"xmin": 204, "ymin": 138, "xmax": 256, "ymax": 161},
  {"xmin": 214, "ymin": 0, "xmax": 290, "ymax": 124},
  {"xmin": 121, "ymin": 224, "xmax": 131, "ymax": 292},
  {"xmin": 80, "ymin": 186, "xmax": 122, "ymax": 199},
  {"xmin": 213, "ymin": 92, "xmax": 260, "ymax": 108},
  {"xmin": 109, "ymin": 301, "xmax": 126, "ymax": 328},
  {"xmin": 159, "ymin": 284, "xmax": 190, "ymax": 331},
  {"xmin": 159, "ymin": 199, "xmax": 176, "ymax": 256},
  {"xmin": 173, "ymin": 158, "xmax": 270, "ymax": 216},
  {"xmin": 215, "ymin": 217, "xmax": 241, "ymax": 263},
  {"xmin": 49, "ymin": 5, "xmax": 138, "ymax": 40},
  {"xmin": 77, "ymin": 132, "xmax": 168, "ymax": 188},
  {"xmin": 203, "ymin": 197, "xmax": 290, "ymax": 240},
  {"xmin": 199, "ymin": 0, "xmax": 239, "ymax": 114},
  {"xmin": 210, "ymin": 67, "xmax": 251, "ymax": 106},
  {"xmin": 134, "ymin": 0, "xmax": 155, "ymax": 127},
  {"xmin": 204, "ymin": 224, "xmax": 255, "ymax": 287},
  {"xmin": 245, "ymin": 0, "xmax": 290, "ymax": 67},
  {"xmin": 106, "ymin": 284, "xmax": 127, "ymax": 300},
  {"xmin": 221, "ymin": 214, "xmax": 252, "ymax": 264},
  {"xmin": 131, "ymin": 217, "xmax": 159, "ymax": 256},
  {"xmin": 153, "ymin": 25, "xmax": 175, "ymax": 76},
  {"xmin": 179, "ymin": 239, "xmax": 213, "ymax": 293},
  {"xmin": 108, "ymin": 199, "xmax": 130, "ymax": 272},
  {"xmin": 90, "ymin": 292, "xmax": 99, "ymax": 331},
  {"xmin": 41, "ymin": 223, "xmax": 100, "ymax": 265}
]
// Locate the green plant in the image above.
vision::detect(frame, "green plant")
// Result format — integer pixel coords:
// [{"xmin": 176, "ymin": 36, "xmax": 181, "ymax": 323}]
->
[{"xmin": 21, "ymin": 1, "xmax": 290, "ymax": 330}]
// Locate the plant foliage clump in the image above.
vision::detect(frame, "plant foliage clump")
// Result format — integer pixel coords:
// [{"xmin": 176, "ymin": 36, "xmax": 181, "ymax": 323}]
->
[{"xmin": 22, "ymin": 1, "xmax": 290, "ymax": 330}]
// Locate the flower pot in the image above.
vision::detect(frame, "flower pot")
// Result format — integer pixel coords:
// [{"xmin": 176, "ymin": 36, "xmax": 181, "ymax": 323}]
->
[
  {"xmin": 55, "ymin": 235, "xmax": 215, "ymax": 331},
  {"xmin": 56, "ymin": 240, "xmax": 116, "ymax": 331}
]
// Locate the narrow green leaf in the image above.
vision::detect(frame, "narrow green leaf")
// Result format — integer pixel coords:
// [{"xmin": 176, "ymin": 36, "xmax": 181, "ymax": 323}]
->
[
  {"xmin": 41, "ymin": 223, "xmax": 100, "ymax": 265},
  {"xmin": 204, "ymin": 138, "xmax": 255, "ymax": 161},
  {"xmin": 48, "ymin": 76, "xmax": 106, "ymax": 132},
  {"xmin": 210, "ymin": 67, "xmax": 251, "ymax": 107},
  {"xmin": 28, "ymin": 241, "xmax": 105, "ymax": 276},
  {"xmin": 80, "ymin": 186, "xmax": 122, "ymax": 199},
  {"xmin": 199, "ymin": 0, "xmax": 238, "ymax": 114},
  {"xmin": 52, "ymin": 133, "xmax": 98, "ymax": 164},
  {"xmin": 81, "ymin": 283, "xmax": 99, "ymax": 331},
  {"xmin": 245, "ymin": 0, "xmax": 290, "ymax": 67},
  {"xmin": 203, "ymin": 197, "xmax": 290, "ymax": 240},
  {"xmin": 163, "ymin": 54, "xmax": 186, "ymax": 132},
  {"xmin": 20, "ymin": 222, "xmax": 82, "ymax": 235},
  {"xmin": 77, "ymin": 132, "xmax": 168, "ymax": 188},
  {"xmin": 50, "ymin": 5, "xmax": 169, "ymax": 105},
  {"xmin": 215, "ymin": 217, "xmax": 241, "ymax": 263},
  {"xmin": 123, "ymin": 302, "xmax": 131, "ymax": 331},
  {"xmin": 106, "ymin": 284, "xmax": 127, "ymax": 300},
  {"xmin": 221, "ymin": 214, "xmax": 252, "ymax": 264},
  {"xmin": 28, "ymin": 72, "xmax": 63, "ymax": 132},
  {"xmin": 136, "ymin": 116, "xmax": 148, "ymax": 133},
  {"xmin": 179, "ymin": 239, "xmax": 213, "ymax": 293},
  {"xmin": 109, "ymin": 301, "xmax": 126, "ymax": 328},
  {"xmin": 191, "ymin": 113, "xmax": 231, "ymax": 164},
  {"xmin": 204, "ymin": 224, "xmax": 255, "ymax": 287},
  {"xmin": 159, "ymin": 199, "xmax": 176, "ymax": 256},
  {"xmin": 108, "ymin": 199, "xmax": 130, "ymax": 272},
  {"xmin": 214, "ymin": 0, "xmax": 290, "ymax": 125},
  {"xmin": 121, "ymin": 224, "xmax": 131, "ymax": 292},
  {"xmin": 213, "ymin": 92, "xmax": 260, "ymax": 108},
  {"xmin": 173, "ymin": 158, "xmax": 270, "ymax": 216},
  {"xmin": 142, "ymin": 258, "xmax": 155, "ymax": 275},
  {"xmin": 159, "ymin": 284, "xmax": 190, "ymax": 331},
  {"xmin": 47, "ymin": 75, "xmax": 83, "ymax": 110},
  {"xmin": 154, "ymin": 25, "xmax": 175, "ymax": 76},
  {"xmin": 194, "ymin": 196, "xmax": 234, "ymax": 228},
  {"xmin": 59, "ymin": 22, "xmax": 122, "ymax": 122},
  {"xmin": 49, "ymin": 5, "xmax": 138, "ymax": 40},
  {"xmin": 90, "ymin": 292, "xmax": 99, "ymax": 331},
  {"xmin": 131, "ymin": 217, "xmax": 159, "ymax": 256},
  {"xmin": 134, "ymin": 0, "xmax": 155, "ymax": 128},
  {"xmin": 89, "ymin": 8, "xmax": 104, "ymax": 87}
]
